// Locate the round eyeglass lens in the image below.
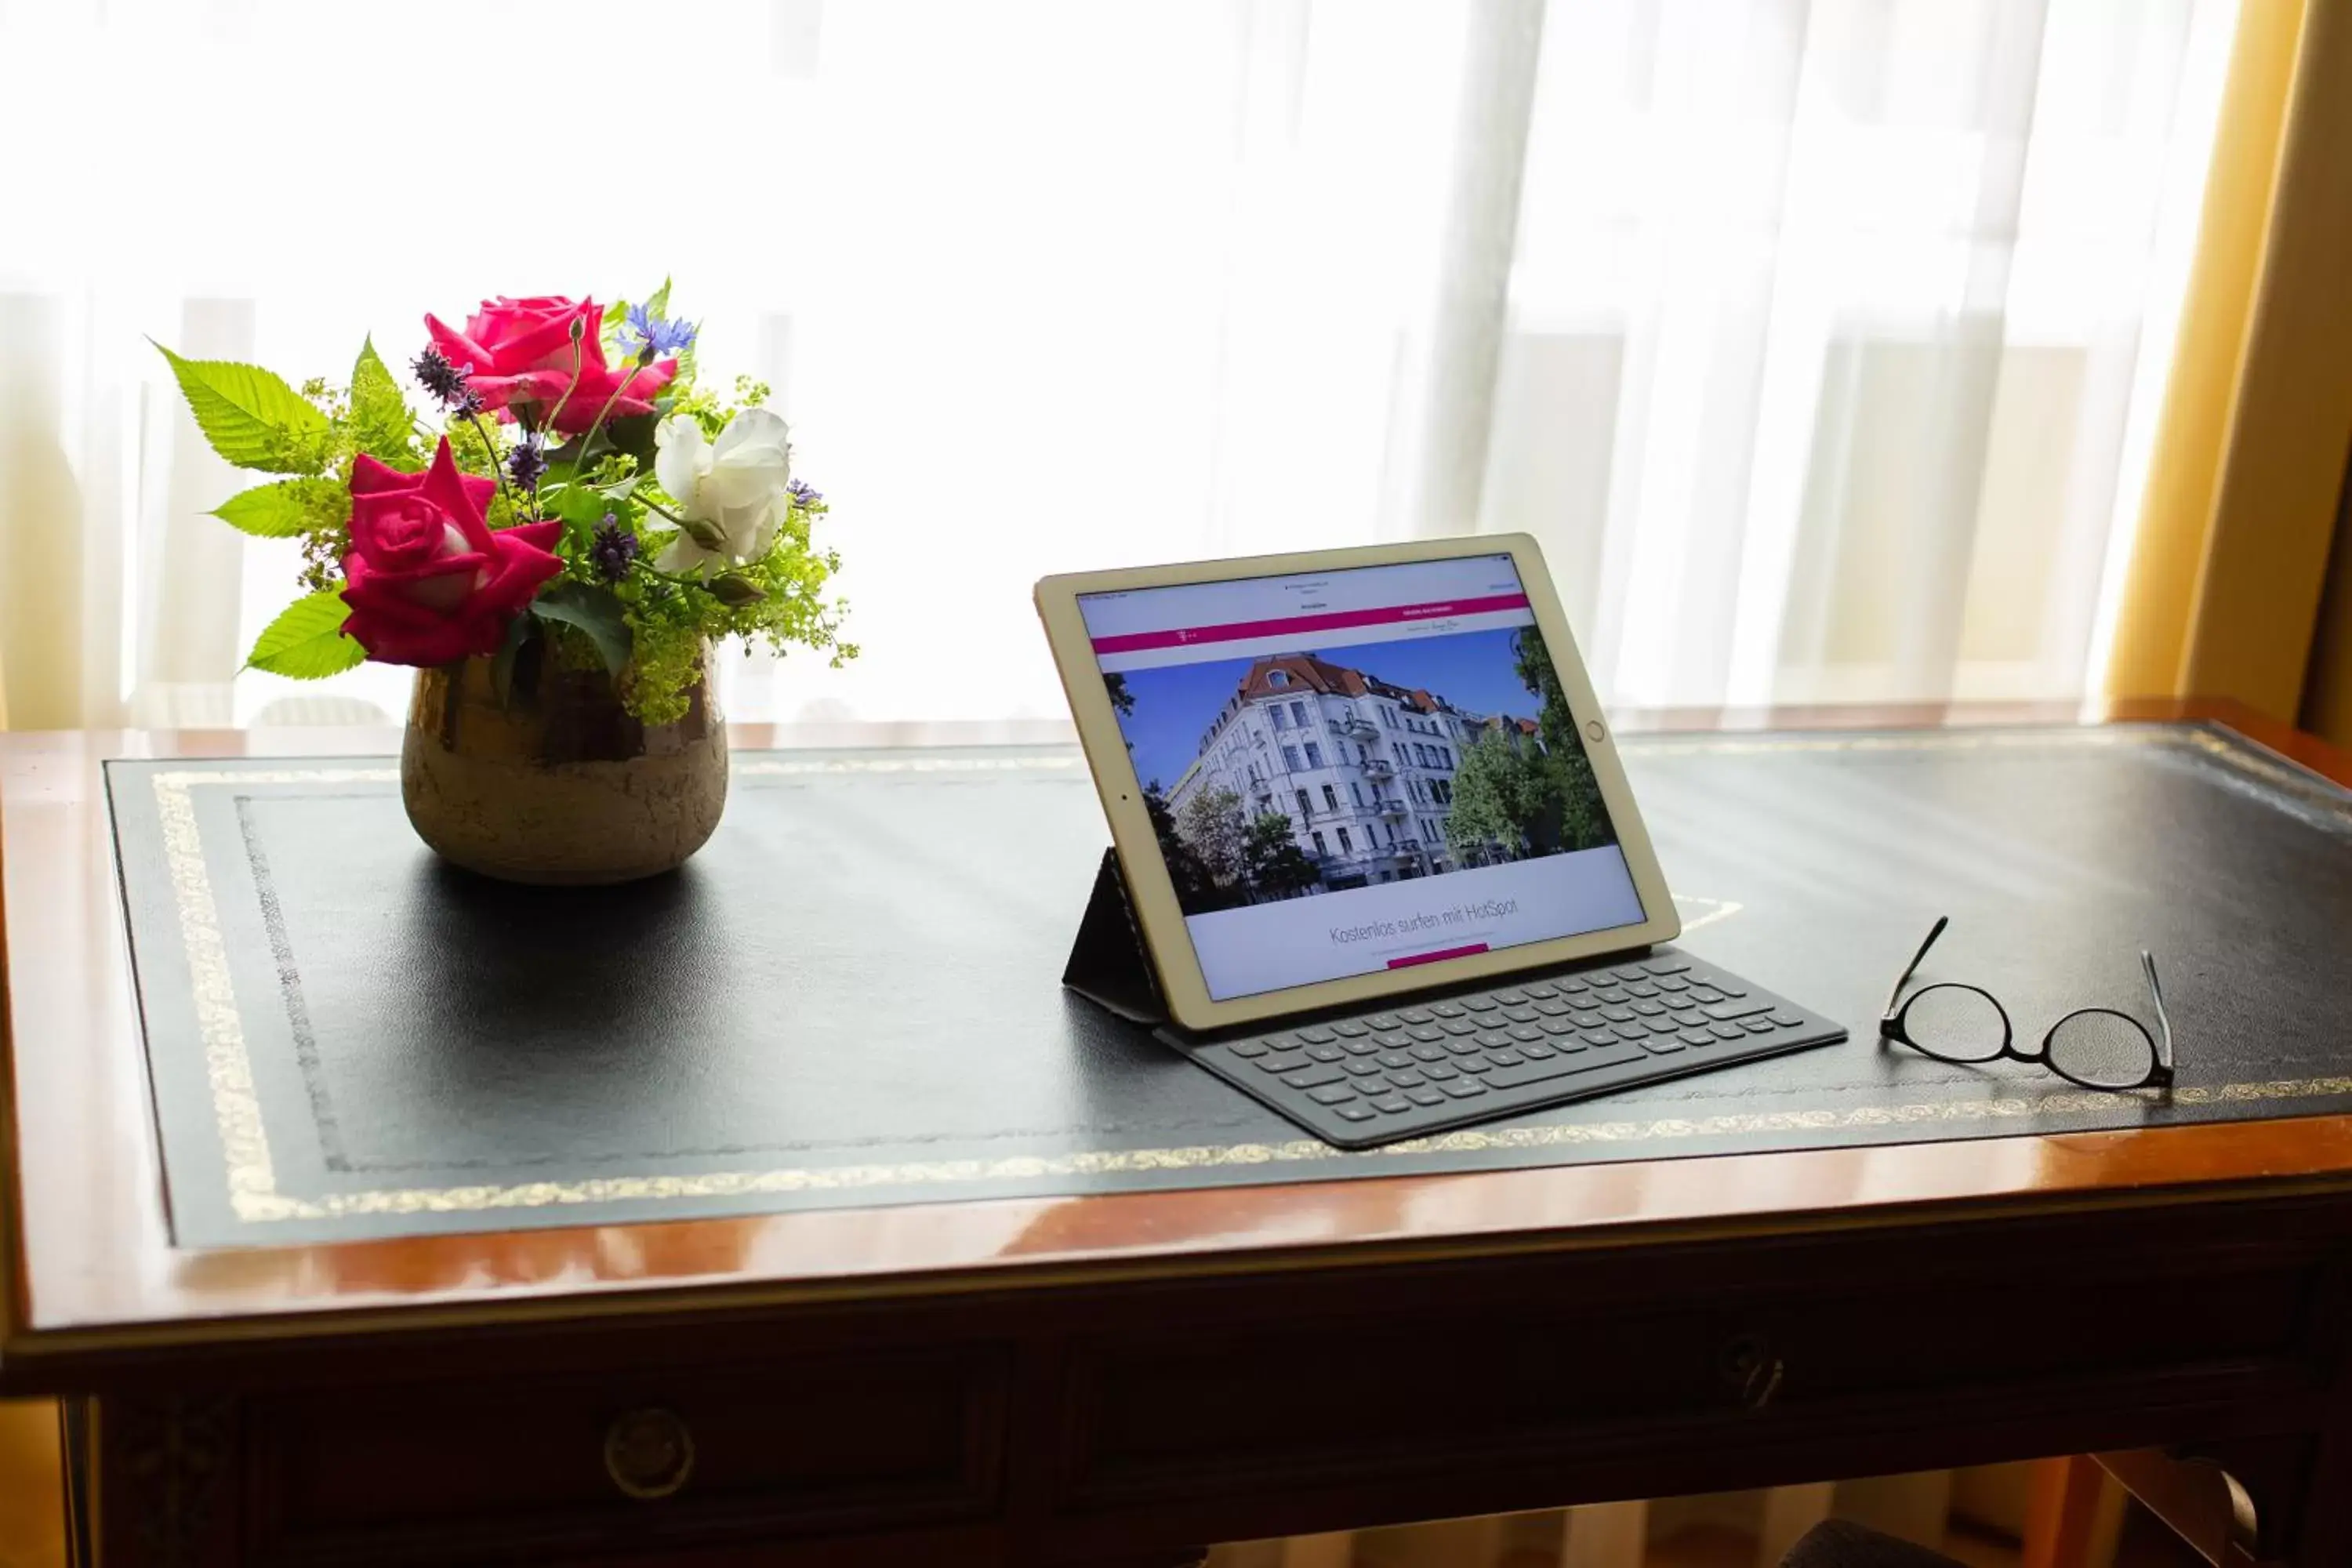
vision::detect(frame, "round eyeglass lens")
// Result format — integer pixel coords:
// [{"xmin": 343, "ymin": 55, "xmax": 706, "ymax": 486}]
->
[
  {"xmin": 1897, "ymin": 983, "xmax": 2007, "ymax": 1062},
  {"xmin": 2045, "ymin": 1008, "xmax": 2157, "ymax": 1090}
]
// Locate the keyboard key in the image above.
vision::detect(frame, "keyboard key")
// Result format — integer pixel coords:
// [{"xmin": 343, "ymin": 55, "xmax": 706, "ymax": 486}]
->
[
  {"xmin": 1446, "ymin": 1039, "xmax": 1485, "ymax": 1056},
  {"xmin": 1611, "ymin": 964, "xmax": 1650, "ymax": 982},
  {"xmin": 1229, "ymin": 1040, "xmax": 1270, "ymax": 1058},
  {"xmin": 1612, "ymin": 1023, "xmax": 1650, "ymax": 1041},
  {"xmin": 1714, "ymin": 982, "xmax": 1750, "ymax": 997},
  {"xmin": 1377, "ymin": 1052, "xmax": 1414, "ymax": 1069},
  {"xmin": 1520, "ymin": 1042, "xmax": 1557, "ymax": 1060},
  {"xmin": 1581, "ymin": 1029, "xmax": 1618, "ymax": 1047},
  {"xmin": 1306, "ymin": 1044, "xmax": 1345, "ymax": 1062},
  {"xmin": 1744, "ymin": 1018, "xmax": 1779, "ymax": 1034},
  {"xmin": 1422, "ymin": 1063, "xmax": 1459, "ymax": 1080},
  {"xmin": 1502, "ymin": 1007, "xmax": 1541, "ymax": 1024},
  {"xmin": 1399, "ymin": 1008, "xmax": 1434, "ymax": 1025},
  {"xmin": 1366, "ymin": 1014, "xmax": 1403, "ymax": 1032},
  {"xmin": 1679, "ymin": 1029, "xmax": 1717, "ymax": 1047},
  {"xmin": 1283, "ymin": 1065, "xmax": 1345, "ymax": 1089},
  {"xmin": 1371, "ymin": 1095, "xmax": 1413, "ymax": 1115},
  {"xmin": 1260, "ymin": 1052, "xmax": 1308, "ymax": 1073},
  {"xmin": 1345, "ymin": 1060, "xmax": 1384, "ymax": 1076},
  {"xmin": 1522, "ymin": 982, "xmax": 1559, "ymax": 1000},
  {"xmin": 1644, "ymin": 1017, "xmax": 1681, "ymax": 1034},
  {"xmin": 1534, "ymin": 1000, "xmax": 1571, "ymax": 1017},
  {"xmin": 1408, "ymin": 1025, "xmax": 1446, "ymax": 1044},
  {"xmin": 1632, "ymin": 1000, "xmax": 1667, "ymax": 1016},
  {"xmin": 1704, "ymin": 1000, "xmax": 1773, "ymax": 1022},
  {"xmin": 1335, "ymin": 1104, "xmax": 1377, "ymax": 1123},
  {"xmin": 1489, "ymin": 1049, "xmax": 1526, "ymax": 1067},
  {"xmin": 1353, "ymin": 1076, "xmax": 1391, "ymax": 1095},
  {"xmin": 1333, "ymin": 1020, "xmax": 1371, "ymax": 1038},
  {"xmin": 1296, "ymin": 1026, "xmax": 1337, "ymax": 1044},
  {"xmin": 1624, "ymin": 981, "xmax": 1659, "ymax": 998},
  {"xmin": 1405, "ymin": 1087, "xmax": 1446, "ymax": 1107},
  {"xmin": 1671, "ymin": 1009, "xmax": 1706, "ymax": 1027},
  {"xmin": 1641, "ymin": 1036, "xmax": 1685, "ymax": 1054},
  {"xmin": 1643, "ymin": 958, "xmax": 1693, "ymax": 976},
  {"xmin": 1440, "ymin": 1018, "xmax": 1480, "ymax": 1036},
  {"xmin": 1388, "ymin": 1069, "xmax": 1427, "ymax": 1087},
  {"xmin": 1341, "ymin": 1039, "xmax": 1381, "ymax": 1057},
  {"xmin": 1375, "ymin": 1030, "xmax": 1414, "ymax": 1049},
  {"xmin": 1708, "ymin": 1022, "xmax": 1747, "ymax": 1040},
  {"xmin": 1657, "ymin": 976, "xmax": 1691, "ymax": 993},
  {"xmin": 1462, "ymin": 995, "xmax": 1501, "ymax": 1012},
  {"xmin": 1769, "ymin": 1012, "xmax": 1806, "ymax": 1028},
  {"xmin": 1690, "ymin": 988, "xmax": 1726, "ymax": 1005},
  {"xmin": 1430, "ymin": 1001, "xmax": 1467, "ymax": 1018},
  {"xmin": 1410, "ymin": 1044, "xmax": 1448, "ymax": 1063},
  {"xmin": 1600, "ymin": 1007, "xmax": 1636, "ymax": 1023},
  {"xmin": 1308, "ymin": 1084, "xmax": 1358, "ymax": 1105},
  {"xmin": 1475, "ymin": 1029, "xmax": 1515, "ymax": 1049},
  {"xmin": 1456, "ymin": 1056, "xmax": 1495, "ymax": 1074},
  {"xmin": 1507, "ymin": 1025, "xmax": 1545, "ymax": 1044},
  {"xmin": 1555, "ymin": 978, "xmax": 1592, "ymax": 996},
  {"xmin": 1440, "ymin": 1080, "xmax": 1488, "ymax": 1098},
  {"xmin": 1537, "ymin": 1017, "xmax": 1579, "ymax": 1037},
  {"xmin": 1492, "ymin": 990, "xmax": 1530, "ymax": 1006},
  {"xmin": 1593, "ymin": 988, "xmax": 1631, "ymax": 1005},
  {"xmin": 1487, "ymin": 1040, "xmax": 1648, "ymax": 1087}
]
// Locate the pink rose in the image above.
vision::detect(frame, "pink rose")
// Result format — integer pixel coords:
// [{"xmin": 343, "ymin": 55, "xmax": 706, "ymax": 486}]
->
[
  {"xmin": 423, "ymin": 294, "xmax": 677, "ymax": 435},
  {"xmin": 339, "ymin": 437, "xmax": 563, "ymax": 666}
]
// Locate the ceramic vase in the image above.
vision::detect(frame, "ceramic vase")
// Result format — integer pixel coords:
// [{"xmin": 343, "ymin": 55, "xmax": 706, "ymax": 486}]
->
[{"xmin": 400, "ymin": 647, "xmax": 727, "ymax": 885}]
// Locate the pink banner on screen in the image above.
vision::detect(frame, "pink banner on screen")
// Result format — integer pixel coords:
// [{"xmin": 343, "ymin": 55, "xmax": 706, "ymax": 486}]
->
[
  {"xmin": 1090, "ymin": 594, "xmax": 1530, "ymax": 655},
  {"xmin": 1387, "ymin": 943, "xmax": 1490, "ymax": 969}
]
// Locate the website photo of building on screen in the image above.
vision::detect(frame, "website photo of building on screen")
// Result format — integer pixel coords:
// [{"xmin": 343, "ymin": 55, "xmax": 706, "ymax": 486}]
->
[{"xmin": 1108, "ymin": 624, "xmax": 1617, "ymax": 919}]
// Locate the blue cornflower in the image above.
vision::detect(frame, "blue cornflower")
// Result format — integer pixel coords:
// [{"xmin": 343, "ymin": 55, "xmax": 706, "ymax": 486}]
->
[
  {"xmin": 787, "ymin": 477, "xmax": 822, "ymax": 507},
  {"xmin": 621, "ymin": 303, "xmax": 698, "ymax": 359}
]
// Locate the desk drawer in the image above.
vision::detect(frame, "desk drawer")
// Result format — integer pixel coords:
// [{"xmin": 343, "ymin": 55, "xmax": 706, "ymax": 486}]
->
[
  {"xmin": 1060, "ymin": 1221, "xmax": 2343, "ymax": 1503},
  {"xmin": 249, "ymin": 1343, "xmax": 1007, "ymax": 1564}
]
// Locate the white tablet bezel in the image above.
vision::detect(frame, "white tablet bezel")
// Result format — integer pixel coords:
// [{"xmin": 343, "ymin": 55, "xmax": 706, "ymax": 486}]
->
[{"xmin": 1036, "ymin": 533, "xmax": 1681, "ymax": 1033}]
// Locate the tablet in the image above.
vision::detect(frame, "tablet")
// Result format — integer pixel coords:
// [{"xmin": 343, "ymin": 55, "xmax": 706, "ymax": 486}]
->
[{"xmin": 1036, "ymin": 535, "xmax": 1681, "ymax": 1032}]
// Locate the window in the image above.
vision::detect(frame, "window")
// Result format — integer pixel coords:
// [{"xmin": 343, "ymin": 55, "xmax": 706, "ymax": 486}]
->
[
  {"xmin": 1414, "ymin": 743, "xmax": 1431, "ymax": 767},
  {"xmin": 1337, "ymin": 826, "xmax": 1352, "ymax": 854},
  {"xmin": 1312, "ymin": 831, "xmax": 1327, "ymax": 857},
  {"xmin": 1303, "ymin": 742, "xmax": 1323, "ymax": 768},
  {"xmin": 1270, "ymin": 706, "xmax": 1289, "ymax": 730},
  {"xmin": 1382, "ymin": 822, "xmax": 1394, "ymax": 845},
  {"xmin": 1268, "ymin": 670, "xmax": 1288, "ymax": 688},
  {"xmin": 1322, "ymin": 784, "xmax": 1339, "ymax": 811},
  {"xmin": 1290, "ymin": 702, "xmax": 1308, "ymax": 728},
  {"xmin": 1283, "ymin": 746, "xmax": 1302, "ymax": 771},
  {"xmin": 1381, "ymin": 709, "xmax": 1396, "ymax": 729},
  {"xmin": 1296, "ymin": 787, "xmax": 1312, "ymax": 816},
  {"xmin": 1439, "ymin": 746, "xmax": 1453, "ymax": 768},
  {"xmin": 1350, "ymin": 782, "xmax": 1363, "ymax": 807}
]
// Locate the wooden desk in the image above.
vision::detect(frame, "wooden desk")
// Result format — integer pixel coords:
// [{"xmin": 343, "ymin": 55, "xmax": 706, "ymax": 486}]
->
[{"xmin": 5, "ymin": 701, "xmax": 2349, "ymax": 1568}]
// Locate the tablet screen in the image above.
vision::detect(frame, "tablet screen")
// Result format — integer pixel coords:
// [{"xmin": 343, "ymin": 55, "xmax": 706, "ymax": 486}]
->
[{"xmin": 1079, "ymin": 554, "xmax": 1646, "ymax": 1001}]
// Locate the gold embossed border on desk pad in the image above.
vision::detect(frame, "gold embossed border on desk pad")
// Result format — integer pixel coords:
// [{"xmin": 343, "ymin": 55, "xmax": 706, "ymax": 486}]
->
[{"xmin": 117, "ymin": 725, "xmax": 2352, "ymax": 1239}]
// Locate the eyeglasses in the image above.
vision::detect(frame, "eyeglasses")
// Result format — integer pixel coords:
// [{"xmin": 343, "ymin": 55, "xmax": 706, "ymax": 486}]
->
[{"xmin": 1879, "ymin": 916, "xmax": 2175, "ymax": 1092}]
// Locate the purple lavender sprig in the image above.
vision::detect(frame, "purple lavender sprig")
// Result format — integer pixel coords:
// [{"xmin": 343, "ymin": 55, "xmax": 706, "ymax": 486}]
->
[
  {"xmin": 589, "ymin": 514, "xmax": 640, "ymax": 583},
  {"xmin": 411, "ymin": 346, "xmax": 482, "ymax": 416}
]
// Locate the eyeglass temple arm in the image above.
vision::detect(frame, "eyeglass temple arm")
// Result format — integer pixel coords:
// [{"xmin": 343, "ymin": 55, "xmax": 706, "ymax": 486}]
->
[
  {"xmin": 1884, "ymin": 916, "xmax": 1951, "ymax": 1020},
  {"xmin": 2142, "ymin": 949, "xmax": 2174, "ymax": 1068}
]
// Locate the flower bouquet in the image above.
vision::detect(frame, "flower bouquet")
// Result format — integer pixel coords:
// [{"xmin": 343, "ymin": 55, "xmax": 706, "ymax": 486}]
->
[{"xmin": 158, "ymin": 286, "xmax": 853, "ymax": 883}]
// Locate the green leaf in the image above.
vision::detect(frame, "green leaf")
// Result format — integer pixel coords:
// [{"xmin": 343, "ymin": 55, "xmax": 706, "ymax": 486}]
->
[
  {"xmin": 603, "ymin": 299, "xmax": 629, "ymax": 331},
  {"xmin": 532, "ymin": 581, "xmax": 633, "ymax": 675},
  {"xmin": 348, "ymin": 336, "xmax": 416, "ymax": 465},
  {"xmin": 644, "ymin": 277, "xmax": 673, "ymax": 321},
  {"xmin": 489, "ymin": 608, "xmax": 539, "ymax": 709},
  {"xmin": 153, "ymin": 343, "xmax": 329, "ymax": 474},
  {"xmin": 245, "ymin": 590, "xmax": 365, "ymax": 679},
  {"xmin": 211, "ymin": 480, "xmax": 318, "ymax": 538}
]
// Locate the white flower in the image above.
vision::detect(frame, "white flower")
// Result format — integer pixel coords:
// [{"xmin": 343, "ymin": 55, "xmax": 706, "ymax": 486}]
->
[{"xmin": 653, "ymin": 408, "xmax": 793, "ymax": 572}]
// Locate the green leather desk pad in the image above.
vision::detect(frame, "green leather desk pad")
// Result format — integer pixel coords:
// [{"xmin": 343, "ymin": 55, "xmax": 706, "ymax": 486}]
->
[{"xmin": 106, "ymin": 724, "xmax": 2352, "ymax": 1247}]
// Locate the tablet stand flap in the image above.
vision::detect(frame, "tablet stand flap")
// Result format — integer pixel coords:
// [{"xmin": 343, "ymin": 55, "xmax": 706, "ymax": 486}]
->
[{"xmin": 1062, "ymin": 848, "xmax": 1171, "ymax": 1026}]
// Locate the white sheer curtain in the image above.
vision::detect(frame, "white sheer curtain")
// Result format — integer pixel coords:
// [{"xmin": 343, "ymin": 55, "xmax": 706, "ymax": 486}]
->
[{"xmin": 0, "ymin": 0, "xmax": 2234, "ymax": 731}]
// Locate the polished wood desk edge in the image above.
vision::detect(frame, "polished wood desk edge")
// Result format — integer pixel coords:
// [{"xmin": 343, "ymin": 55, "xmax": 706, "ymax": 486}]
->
[{"xmin": 5, "ymin": 698, "xmax": 2350, "ymax": 1372}]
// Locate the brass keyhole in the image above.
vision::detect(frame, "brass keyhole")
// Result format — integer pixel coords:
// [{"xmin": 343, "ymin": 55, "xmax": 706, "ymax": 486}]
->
[{"xmin": 604, "ymin": 1406, "xmax": 696, "ymax": 1501}]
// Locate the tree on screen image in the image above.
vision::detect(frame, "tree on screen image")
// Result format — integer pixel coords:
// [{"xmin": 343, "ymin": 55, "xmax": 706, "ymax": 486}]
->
[
  {"xmin": 1143, "ymin": 782, "xmax": 1237, "ymax": 913},
  {"xmin": 1242, "ymin": 811, "xmax": 1321, "ymax": 899},
  {"xmin": 1104, "ymin": 671, "xmax": 1135, "ymax": 717},
  {"xmin": 1500, "ymin": 626, "xmax": 1617, "ymax": 852},
  {"xmin": 1176, "ymin": 786, "xmax": 1248, "ymax": 887},
  {"xmin": 1445, "ymin": 731, "xmax": 1563, "ymax": 863}
]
